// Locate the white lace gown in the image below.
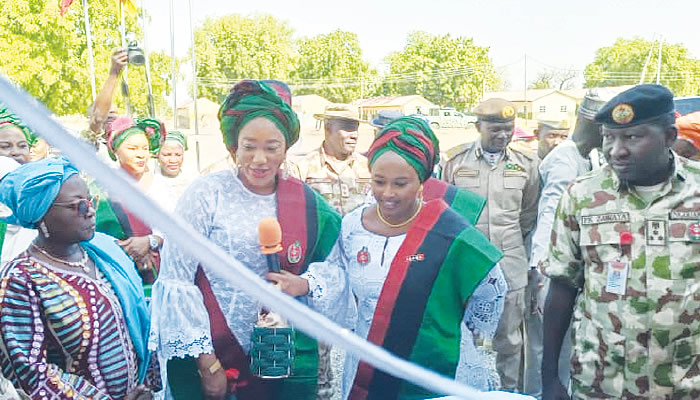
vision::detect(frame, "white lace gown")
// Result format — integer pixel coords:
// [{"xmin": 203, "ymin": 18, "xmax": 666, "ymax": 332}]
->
[
  {"xmin": 148, "ymin": 170, "xmax": 281, "ymax": 398},
  {"xmin": 302, "ymin": 205, "xmax": 507, "ymax": 399}
]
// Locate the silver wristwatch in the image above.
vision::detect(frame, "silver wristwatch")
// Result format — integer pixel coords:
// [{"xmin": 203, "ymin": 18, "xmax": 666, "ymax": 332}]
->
[{"xmin": 148, "ymin": 234, "xmax": 160, "ymax": 251}]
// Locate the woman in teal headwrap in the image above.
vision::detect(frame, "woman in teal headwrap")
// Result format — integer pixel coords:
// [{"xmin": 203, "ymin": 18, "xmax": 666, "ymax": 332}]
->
[
  {"xmin": 154, "ymin": 131, "xmax": 194, "ymax": 199},
  {"xmin": 92, "ymin": 116, "xmax": 175, "ymax": 298},
  {"xmin": 150, "ymin": 80, "xmax": 340, "ymax": 400},
  {"xmin": 0, "ymin": 157, "xmax": 157, "ymax": 399}
]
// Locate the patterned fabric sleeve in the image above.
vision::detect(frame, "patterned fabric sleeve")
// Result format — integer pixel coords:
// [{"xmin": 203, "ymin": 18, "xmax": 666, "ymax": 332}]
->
[
  {"xmin": 0, "ymin": 269, "xmax": 109, "ymax": 399},
  {"xmin": 540, "ymin": 186, "xmax": 584, "ymax": 289},
  {"xmin": 301, "ymin": 234, "xmax": 357, "ymax": 331},
  {"xmin": 463, "ymin": 263, "xmax": 508, "ymax": 339},
  {"xmin": 456, "ymin": 263, "xmax": 507, "ymax": 391},
  {"xmin": 148, "ymin": 178, "xmax": 215, "ymax": 361}
]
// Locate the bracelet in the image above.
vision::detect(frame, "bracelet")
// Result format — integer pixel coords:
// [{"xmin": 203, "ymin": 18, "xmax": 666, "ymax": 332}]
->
[{"xmin": 208, "ymin": 359, "xmax": 223, "ymax": 375}]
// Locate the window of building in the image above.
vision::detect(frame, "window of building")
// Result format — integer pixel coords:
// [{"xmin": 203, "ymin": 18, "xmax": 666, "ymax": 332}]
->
[
  {"xmin": 560, "ymin": 105, "xmax": 567, "ymax": 112},
  {"xmin": 539, "ymin": 105, "xmax": 546, "ymax": 113}
]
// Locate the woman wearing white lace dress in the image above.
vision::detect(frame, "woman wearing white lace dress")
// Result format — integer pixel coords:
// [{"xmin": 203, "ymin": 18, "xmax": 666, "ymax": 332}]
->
[
  {"xmin": 269, "ymin": 117, "xmax": 507, "ymax": 399},
  {"xmin": 148, "ymin": 80, "xmax": 341, "ymax": 400}
]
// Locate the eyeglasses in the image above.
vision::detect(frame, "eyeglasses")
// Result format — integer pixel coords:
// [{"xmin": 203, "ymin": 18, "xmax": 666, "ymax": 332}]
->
[{"xmin": 53, "ymin": 195, "xmax": 98, "ymax": 217}]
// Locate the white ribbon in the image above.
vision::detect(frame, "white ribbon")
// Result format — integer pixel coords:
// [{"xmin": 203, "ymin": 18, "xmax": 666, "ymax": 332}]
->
[{"xmin": 0, "ymin": 75, "xmax": 533, "ymax": 400}]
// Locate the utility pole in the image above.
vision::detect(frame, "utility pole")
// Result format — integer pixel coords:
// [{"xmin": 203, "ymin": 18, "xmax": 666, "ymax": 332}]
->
[
  {"xmin": 169, "ymin": 0, "xmax": 177, "ymax": 129},
  {"xmin": 639, "ymin": 35, "xmax": 656, "ymax": 84},
  {"xmin": 523, "ymin": 54, "xmax": 528, "ymax": 122},
  {"xmin": 188, "ymin": 0, "xmax": 201, "ymax": 172},
  {"xmin": 656, "ymin": 39, "xmax": 663, "ymax": 84},
  {"xmin": 81, "ymin": 0, "xmax": 96, "ymax": 102}
]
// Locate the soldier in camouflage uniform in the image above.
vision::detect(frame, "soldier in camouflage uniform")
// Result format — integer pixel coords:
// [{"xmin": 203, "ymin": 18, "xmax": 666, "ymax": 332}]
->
[
  {"xmin": 291, "ymin": 104, "xmax": 371, "ymax": 216},
  {"xmin": 542, "ymin": 84, "xmax": 700, "ymax": 400},
  {"xmin": 441, "ymin": 98, "xmax": 540, "ymax": 392}
]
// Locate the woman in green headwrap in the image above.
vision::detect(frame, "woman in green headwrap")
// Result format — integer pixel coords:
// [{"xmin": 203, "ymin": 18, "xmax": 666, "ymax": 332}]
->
[
  {"xmin": 149, "ymin": 80, "xmax": 341, "ymax": 400},
  {"xmin": 91, "ymin": 116, "xmax": 175, "ymax": 298},
  {"xmin": 271, "ymin": 117, "xmax": 509, "ymax": 399},
  {"xmin": 154, "ymin": 131, "xmax": 195, "ymax": 199},
  {"xmin": 0, "ymin": 103, "xmax": 35, "ymax": 165}
]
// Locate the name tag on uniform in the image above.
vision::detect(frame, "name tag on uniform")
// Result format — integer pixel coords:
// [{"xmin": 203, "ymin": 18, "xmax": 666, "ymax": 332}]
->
[
  {"xmin": 670, "ymin": 210, "xmax": 700, "ymax": 220},
  {"xmin": 456, "ymin": 169, "xmax": 479, "ymax": 177},
  {"xmin": 605, "ymin": 261, "xmax": 629, "ymax": 296},
  {"xmin": 580, "ymin": 212, "xmax": 630, "ymax": 225}
]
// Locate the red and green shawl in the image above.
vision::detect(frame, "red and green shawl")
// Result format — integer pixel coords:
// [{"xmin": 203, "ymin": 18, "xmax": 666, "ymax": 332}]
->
[
  {"xmin": 350, "ymin": 199, "xmax": 502, "ymax": 400},
  {"xmin": 423, "ymin": 178, "xmax": 486, "ymax": 225},
  {"xmin": 195, "ymin": 175, "xmax": 341, "ymax": 400}
]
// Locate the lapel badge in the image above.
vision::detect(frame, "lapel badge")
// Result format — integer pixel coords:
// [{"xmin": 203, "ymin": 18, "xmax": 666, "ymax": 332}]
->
[
  {"xmin": 612, "ymin": 104, "xmax": 634, "ymax": 125},
  {"xmin": 689, "ymin": 222, "xmax": 700, "ymax": 242},
  {"xmin": 357, "ymin": 246, "xmax": 370, "ymax": 265},
  {"xmin": 287, "ymin": 240, "xmax": 303, "ymax": 264},
  {"xmin": 406, "ymin": 253, "xmax": 425, "ymax": 262}
]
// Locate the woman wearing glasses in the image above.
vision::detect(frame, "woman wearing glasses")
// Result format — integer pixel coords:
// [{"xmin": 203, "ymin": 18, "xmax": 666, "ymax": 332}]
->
[{"xmin": 0, "ymin": 157, "xmax": 155, "ymax": 399}]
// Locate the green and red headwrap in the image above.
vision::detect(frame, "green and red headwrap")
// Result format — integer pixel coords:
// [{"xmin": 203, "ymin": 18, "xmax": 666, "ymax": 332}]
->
[
  {"xmin": 0, "ymin": 102, "xmax": 38, "ymax": 147},
  {"xmin": 164, "ymin": 130, "xmax": 188, "ymax": 151},
  {"xmin": 218, "ymin": 80, "xmax": 299, "ymax": 150},
  {"xmin": 368, "ymin": 116, "xmax": 440, "ymax": 182},
  {"xmin": 106, "ymin": 116, "xmax": 167, "ymax": 161}
]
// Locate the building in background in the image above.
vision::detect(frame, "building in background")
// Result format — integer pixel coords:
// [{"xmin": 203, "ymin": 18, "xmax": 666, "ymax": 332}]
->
[{"xmin": 354, "ymin": 95, "xmax": 436, "ymax": 121}]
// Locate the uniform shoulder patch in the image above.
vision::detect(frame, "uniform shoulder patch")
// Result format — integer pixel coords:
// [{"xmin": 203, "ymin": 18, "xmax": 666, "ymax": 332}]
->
[
  {"xmin": 508, "ymin": 145, "xmax": 537, "ymax": 161},
  {"xmin": 445, "ymin": 142, "xmax": 475, "ymax": 161}
]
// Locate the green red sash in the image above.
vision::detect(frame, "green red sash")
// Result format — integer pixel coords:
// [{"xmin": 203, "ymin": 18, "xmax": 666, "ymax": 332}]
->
[
  {"xmin": 423, "ymin": 178, "xmax": 486, "ymax": 225},
  {"xmin": 194, "ymin": 175, "xmax": 340, "ymax": 400},
  {"xmin": 350, "ymin": 199, "xmax": 502, "ymax": 400}
]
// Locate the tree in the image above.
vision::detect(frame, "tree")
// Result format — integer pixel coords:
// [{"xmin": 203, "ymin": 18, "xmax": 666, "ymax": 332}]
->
[
  {"xmin": 382, "ymin": 31, "xmax": 498, "ymax": 110},
  {"xmin": 0, "ymin": 0, "xmax": 173, "ymax": 117},
  {"xmin": 292, "ymin": 30, "xmax": 375, "ymax": 103},
  {"xmin": 529, "ymin": 69, "xmax": 577, "ymax": 90},
  {"xmin": 193, "ymin": 14, "xmax": 297, "ymax": 103},
  {"xmin": 584, "ymin": 37, "xmax": 700, "ymax": 96}
]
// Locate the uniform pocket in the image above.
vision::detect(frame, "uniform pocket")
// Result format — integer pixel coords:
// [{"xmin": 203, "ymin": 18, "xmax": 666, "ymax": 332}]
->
[
  {"xmin": 671, "ymin": 336, "xmax": 700, "ymax": 395},
  {"xmin": 667, "ymin": 220, "xmax": 700, "ymax": 280},
  {"xmin": 503, "ymin": 174, "xmax": 526, "ymax": 190},
  {"xmin": 454, "ymin": 169, "xmax": 479, "ymax": 188},
  {"xmin": 573, "ymin": 323, "xmax": 625, "ymax": 397}
]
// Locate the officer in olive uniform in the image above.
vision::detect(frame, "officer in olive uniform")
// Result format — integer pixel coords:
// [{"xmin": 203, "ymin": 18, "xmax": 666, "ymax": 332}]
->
[
  {"xmin": 441, "ymin": 98, "xmax": 540, "ymax": 392},
  {"xmin": 542, "ymin": 84, "xmax": 700, "ymax": 400},
  {"xmin": 291, "ymin": 104, "xmax": 371, "ymax": 216}
]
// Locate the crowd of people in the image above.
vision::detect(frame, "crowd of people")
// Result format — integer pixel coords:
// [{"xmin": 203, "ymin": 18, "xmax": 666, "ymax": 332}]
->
[{"xmin": 0, "ymin": 47, "xmax": 699, "ymax": 400}]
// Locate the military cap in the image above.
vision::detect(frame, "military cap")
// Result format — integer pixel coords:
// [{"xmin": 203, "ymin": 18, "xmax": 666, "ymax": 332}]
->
[
  {"xmin": 370, "ymin": 110, "xmax": 404, "ymax": 128},
  {"xmin": 594, "ymin": 84, "xmax": 675, "ymax": 128},
  {"xmin": 538, "ymin": 120, "xmax": 569, "ymax": 130},
  {"xmin": 474, "ymin": 98, "xmax": 517, "ymax": 122}
]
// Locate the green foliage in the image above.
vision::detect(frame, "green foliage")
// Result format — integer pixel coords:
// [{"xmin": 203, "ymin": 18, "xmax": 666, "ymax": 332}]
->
[
  {"xmin": 584, "ymin": 37, "xmax": 700, "ymax": 96},
  {"xmin": 382, "ymin": 31, "xmax": 498, "ymax": 110},
  {"xmin": 292, "ymin": 30, "xmax": 376, "ymax": 103},
  {"xmin": 0, "ymin": 0, "xmax": 174, "ymax": 117},
  {"xmin": 194, "ymin": 14, "xmax": 297, "ymax": 103}
]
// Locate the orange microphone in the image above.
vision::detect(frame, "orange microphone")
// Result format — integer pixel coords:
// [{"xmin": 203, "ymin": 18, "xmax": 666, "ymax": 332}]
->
[{"xmin": 258, "ymin": 217, "xmax": 283, "ymax": 272}]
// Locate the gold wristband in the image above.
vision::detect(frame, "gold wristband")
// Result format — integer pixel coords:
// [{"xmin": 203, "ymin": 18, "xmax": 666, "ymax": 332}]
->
[{"xmin": 208, "ymin": 359, "xmax": 223, "ymax": 375}]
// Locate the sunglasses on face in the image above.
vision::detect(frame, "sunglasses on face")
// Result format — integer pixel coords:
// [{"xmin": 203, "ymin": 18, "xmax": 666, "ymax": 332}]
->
[{"xmin": 53, "ymin": 195, "xmax": 98, "ymax": 217}]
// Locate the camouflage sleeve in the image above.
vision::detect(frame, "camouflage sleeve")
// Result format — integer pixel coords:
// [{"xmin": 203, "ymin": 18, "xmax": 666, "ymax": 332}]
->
[
  {"xmin": 541, "ymin": 185, "xmax": 584, "ymax": 289},
  {"xmin": 519, "ymin": 157, "xmax": 540, "ymax": 238}
]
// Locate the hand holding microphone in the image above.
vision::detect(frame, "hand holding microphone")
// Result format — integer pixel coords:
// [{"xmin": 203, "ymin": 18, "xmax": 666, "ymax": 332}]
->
[{"xmin": 259, "ymin": 217, "xmax": 309, "ymax": 297}]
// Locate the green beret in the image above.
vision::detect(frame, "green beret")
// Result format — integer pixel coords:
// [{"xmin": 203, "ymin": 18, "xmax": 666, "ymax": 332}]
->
[
  {"xmin": 594, "ymin": 84, "xmax": 675, "ymax": 128},
  {"xmin": 474, "ymin": 98, "xmax": 517, "ymax": 122}
]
